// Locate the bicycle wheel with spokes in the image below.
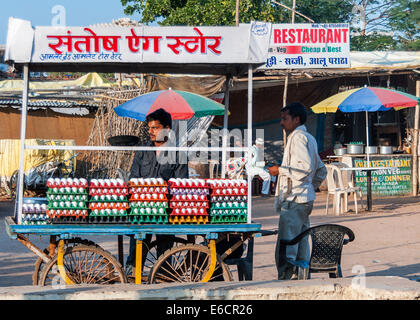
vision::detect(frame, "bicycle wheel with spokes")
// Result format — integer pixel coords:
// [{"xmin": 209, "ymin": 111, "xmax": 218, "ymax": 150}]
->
[
  {"xmin": 32, "ymin": 238, "xmax": 102, "ymax": 285},
  {"xmin": 141, "ymin": 238, "xmax": 189, "ymax": 279},
  {"xmin": 38, "ymin": 245, "xmax": 127, "ymax": 286},
  {"xmin": 148, "ymin": 244, "xmax": 232, "ymax": 284},
  {"xmin": 8, "ymin": 170, "xmax": 22, "ymax": 199}
]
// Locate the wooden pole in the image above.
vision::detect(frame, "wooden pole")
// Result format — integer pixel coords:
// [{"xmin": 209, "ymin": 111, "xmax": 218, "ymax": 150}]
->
[
  {"xmin": 282, "ymin": 74, "xmax": 289, "ymax": 147},
  {"xmin": 281, "ymin": 0, "xmax": 296, "ymax": 148},
  {"xmin": 235, "ymin": 0, "xmax": 240, "ymax": 26},
  {"xmin": 412, "ymin": 80, "xmax": 420, "ymax": 196},
  {"xmin": 291, "ymin": 0, "xmax": 296, "ymax": 23}
]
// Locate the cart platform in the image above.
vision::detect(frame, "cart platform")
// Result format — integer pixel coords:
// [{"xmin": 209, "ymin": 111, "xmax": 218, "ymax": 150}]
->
[{"xmin": 5, "ymin": 216, "xmax": 261, "ymax": 239}]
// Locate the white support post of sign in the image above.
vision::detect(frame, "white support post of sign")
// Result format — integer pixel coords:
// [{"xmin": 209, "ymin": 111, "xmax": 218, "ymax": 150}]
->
[
  {"xmin": 247, "ymin": 64, "xmax": 253, "ymax": 223},
  {"xmin": 221, "ymin": 75, "xmax": 231, "ymax": 178},
  {"xmin": 16, "ymin": 64, "xmax": 29, "ymax": 224}
]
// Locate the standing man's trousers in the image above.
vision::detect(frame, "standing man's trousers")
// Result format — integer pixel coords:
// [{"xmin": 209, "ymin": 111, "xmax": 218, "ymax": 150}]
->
[{"xmin": 275, "ymin": 200, "xmax": 314, "ymax": 279}]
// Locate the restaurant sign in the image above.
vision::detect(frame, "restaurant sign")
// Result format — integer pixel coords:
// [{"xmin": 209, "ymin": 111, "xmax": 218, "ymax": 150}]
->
[
  {"xmin": 260, "ymin": 23, "xmax": 350, "ymax": 69},
  {"xmin": 353, "ymin": 157, "xmax": 412, "ymax": 196}
]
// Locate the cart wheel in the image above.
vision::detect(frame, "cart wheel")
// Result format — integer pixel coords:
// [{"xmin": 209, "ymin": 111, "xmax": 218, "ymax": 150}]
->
[
  {"xmin": 32, "ymin": 238, "xmax": 101, "ymax": 285},
  {"xmin": 148, "ymin": 244, "xmax": 232, "ymax": 284},
  {"xmin": 38, "ymin": 244, "xmax": 127, "ymax": 286},
  {"xmin": 8, "ymin": 170, "xmax": 21, "ymax": 199},
  {"xmin": 141, "ymin": 237, "xmax": 190, "ymax": 279}
]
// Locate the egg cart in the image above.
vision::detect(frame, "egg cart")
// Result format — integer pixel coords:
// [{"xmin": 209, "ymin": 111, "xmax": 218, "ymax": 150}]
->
[{"xmin": 4, "ymin": 19, "xmax": 274, "ymax": 286}]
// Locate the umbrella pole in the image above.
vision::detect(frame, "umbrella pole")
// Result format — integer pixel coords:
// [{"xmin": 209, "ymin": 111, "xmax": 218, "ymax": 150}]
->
[{"xmin": 366, "ymin": 110, "xmax": 372, "ymax": 211}]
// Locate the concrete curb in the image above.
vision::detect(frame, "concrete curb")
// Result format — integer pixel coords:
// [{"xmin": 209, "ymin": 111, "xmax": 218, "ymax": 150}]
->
[{"xmin": 0, "ymin": 276, "xmax": 419, "ymax": 300}]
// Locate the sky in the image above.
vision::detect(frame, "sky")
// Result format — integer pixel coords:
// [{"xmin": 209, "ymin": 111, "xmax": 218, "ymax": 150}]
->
[{"xmin": 0, "ymin": 0, "xmax": 142, "ymax": 44}]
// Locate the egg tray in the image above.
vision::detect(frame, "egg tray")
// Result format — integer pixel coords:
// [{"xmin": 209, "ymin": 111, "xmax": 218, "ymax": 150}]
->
[
  {"xmin": 89, "ymin": 210, "xmax": 128, "ymax": 217},
  {"xmin": 129, "ymin": 209, "xmax": 168, "ymax": 215},
  {"xmin": 128, "ymin": 181, "xmax": 168, "ymax": 187},
  {"xmin": 210, "ymin": 189, "xmax": 247, "ymax": 197},
  {"xmin": 210, "ymin": 216, "xmax": 247, "ymax": 224},
  {"xmin": 169, "ymin": 201, "xmax": 209, "ymax": 209},
  {"xmin": 210, "ymin": 195, "xmax": 247, "ymax": 202},
  {"xmin": 88, "ymin": 188, "xmax": 129, "ymax": 196},
  {"xmin": 129, "ymin": 201, "xmax": 169, "ymax": 209},
  {"xmin": 22, "ymin": 214, "xmax": 50, "ymax": 222},
  {"xmin": 210, "ymin": 208, "xmax": 247, "ymax": 215},
  {"xmin": 47, "ymin": 209, "xmax": 89, "ymax": 217},
  {"xmin": 169, "ymin": 216, "xmax": 209, "ymax": 224},
  {"xmin": 89, "ymin": 182, "xmax": 128, "ymax": 188},
  {"xmin": 167, "ymin": 181, "xmax": 209, "ymax": 188},
  {"xmin": 210, "ymin": 201, "xmax": 248, "ymax": 209},
  {"xmin": 170, "ymin": 194, "xmax": 208, "ymax": 201},
  {"xmin": 129, "ymin": 186, "xmax": 168, "ymax": 194},
  {"xmin": 47, "ymin": 189, "xmax": 88, "ymax": 196},
  {"xmin": 89, "ymin": 202, "xmax": 129, "ymax": 210},
  {"xmin": 47, "ymin": 183, "xmax": 89, "ymax": 189},
  {"xmin": 169, "ymin": 211, "xmax": 209, "ymax": 217},
  {"xmin": 129, "ymin": 195, "xmax": 168, "ymax": 202},
  {"xmin": 128, "ymin": 215, "xmax": 169, "ymax": 224},
  {"xmin": 47, "ymin": 194, "xmax": 89, "ymax": 201},
  {"xmin": 47, "ymin": 204, "xmax": 89, "ymax": 210},
  {"xmin": 169, "ymin": 188, "xmax": 209, "ymax": 195}
]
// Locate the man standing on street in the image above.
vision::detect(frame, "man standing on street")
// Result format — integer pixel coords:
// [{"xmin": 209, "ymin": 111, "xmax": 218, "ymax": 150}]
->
[{"xmin": 267, "ymin": 102, "xmax": 327, "ymax": 280}]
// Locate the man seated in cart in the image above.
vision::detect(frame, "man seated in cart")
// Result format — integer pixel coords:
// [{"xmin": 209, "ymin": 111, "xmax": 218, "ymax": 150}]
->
[{"xmin": 125, "ymin": 108, "xmax": 189, "ymax": 276}]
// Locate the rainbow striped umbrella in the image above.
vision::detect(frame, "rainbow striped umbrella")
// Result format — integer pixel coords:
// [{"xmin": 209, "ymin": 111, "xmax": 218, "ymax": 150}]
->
[
  {"xmin": 114, "ymin": 89, "xmax": 225, "ymax": 121},
  {"xmin": 311, "ymin": 86, "xmax": 419, "ymax": 166},
  {"xmin": 311, "ymin": 86, "xmax": 419, "ymax": 114}
]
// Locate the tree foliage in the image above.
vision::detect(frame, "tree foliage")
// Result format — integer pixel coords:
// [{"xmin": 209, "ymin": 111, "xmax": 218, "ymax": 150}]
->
[
  {"xmin": 120, "ymin": 0, "xmax": 420, "ymax": 51},
  {"xmin": 350, "ymin": 0, "xmax": 420, "ymax": 50}
]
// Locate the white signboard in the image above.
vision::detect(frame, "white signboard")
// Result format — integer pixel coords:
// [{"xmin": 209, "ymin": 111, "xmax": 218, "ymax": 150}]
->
[
  {"xmin": 260, "ymin": 23, "xmax": 350, "ymax": 69},
  {"xmin": 6, "ymin": 18, "xmax": 271, "ymax": 66}
]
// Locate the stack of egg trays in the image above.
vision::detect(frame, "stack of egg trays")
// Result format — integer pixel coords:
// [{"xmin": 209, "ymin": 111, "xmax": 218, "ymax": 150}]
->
[
  {"xmin": 128, "ymin": 178, "xmax": 169, "ymax": 224},
  {"xmin": 88, "ymin": 179, "xmax": 129, "ymax": 224},
  {"xmin": 168, "ymin": 179, "xmax": 210, "ymax": 224},
  {"xmin": 22, "ymin": 199, "xmax": 49, "ymax": 225},
  {"xmin": 207, "ymin": 179, "xmax": 248, "ymax": 224},
  {"xmin": 46, "ymin": 178, "xmax": 89, "ymax": 224}
]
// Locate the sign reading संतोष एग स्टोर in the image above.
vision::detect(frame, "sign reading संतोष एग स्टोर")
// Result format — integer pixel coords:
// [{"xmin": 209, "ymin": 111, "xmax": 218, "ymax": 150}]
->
[{"xmin": 4, "ymin": 20, "xmax": 270, "ymax": 65}]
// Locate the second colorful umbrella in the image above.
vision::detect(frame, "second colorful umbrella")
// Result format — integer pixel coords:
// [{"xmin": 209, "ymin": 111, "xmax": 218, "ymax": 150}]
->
[
  {"xmin": 114, "ymin": 89, "xmax": 226, "ymax": 121},
  {"xmin": 311, "ymin": 86, "xmax": 419, "ymax": 113}
]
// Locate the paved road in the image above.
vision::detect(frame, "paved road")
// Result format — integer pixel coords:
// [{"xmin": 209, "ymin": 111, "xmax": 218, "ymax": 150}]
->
[{"xmin": 1, "ymin": 192, "xmax": 419, "ymax": 287}]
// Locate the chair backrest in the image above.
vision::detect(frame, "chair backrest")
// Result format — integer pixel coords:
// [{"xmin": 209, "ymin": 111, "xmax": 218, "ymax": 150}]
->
[
  {"xmin": 325, "ymin": 164, "xmax": 341, "ymax": 191},
  {"xmin": 308, "ymin": 224, "xmax": 355, "ymax": 270},
  {"xmin": 326, "ymin": 164, "xmax": 347, "ymax": 190},
  {"xmin": 330, "ymin": 162, "xmax": 354, "ymax": 188}
]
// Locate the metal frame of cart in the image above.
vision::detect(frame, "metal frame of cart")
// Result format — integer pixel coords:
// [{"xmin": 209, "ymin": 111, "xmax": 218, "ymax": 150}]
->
[{"xmin": 4, "ymin": 18, "xmax": 273, "ymax": 285}]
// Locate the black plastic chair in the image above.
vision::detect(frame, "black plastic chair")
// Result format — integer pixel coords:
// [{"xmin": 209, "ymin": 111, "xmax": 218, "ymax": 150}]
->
[{"xmin": 278, "ymin": 224, "xmax": 355, "ymax": 280}]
